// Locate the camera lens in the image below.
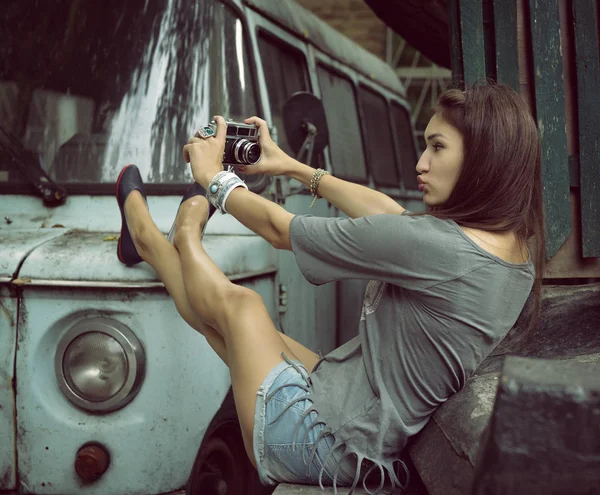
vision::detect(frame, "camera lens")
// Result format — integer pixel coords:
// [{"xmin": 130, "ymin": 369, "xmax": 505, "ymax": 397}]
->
[
  {"xmin": 245, "ymin": 143, "xmax": 261, "ymax": 164},
  {"xmin": 233, "ymin": 139, "xmax": 261, "ymax": 165}
]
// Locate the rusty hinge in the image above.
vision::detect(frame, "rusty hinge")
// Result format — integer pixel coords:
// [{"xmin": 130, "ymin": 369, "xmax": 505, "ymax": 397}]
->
[{"xmin": 278, "ymin": 284, "xmax": 288, "ymax": 315}]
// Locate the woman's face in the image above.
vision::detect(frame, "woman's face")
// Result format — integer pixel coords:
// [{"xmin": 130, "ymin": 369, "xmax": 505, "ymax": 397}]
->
[{"xmin": 415, "ymin": 113, "xmax": 464, "ymax": 207}]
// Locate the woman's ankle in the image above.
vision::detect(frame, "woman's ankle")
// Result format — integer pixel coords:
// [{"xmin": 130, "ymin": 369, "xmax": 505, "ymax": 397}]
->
[
  {"xmin": 172, "ymin": 223, "xmax": 203, "ymax": 251},
  {"xmin": 173, "ymin": 199, "xmax": 208, "ymax": 242}
]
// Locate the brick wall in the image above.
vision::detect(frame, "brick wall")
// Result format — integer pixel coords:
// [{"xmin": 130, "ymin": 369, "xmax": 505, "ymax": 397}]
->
[{"xmin": 294, "ymin": 0, "xmax": 387, "ymax": 60}]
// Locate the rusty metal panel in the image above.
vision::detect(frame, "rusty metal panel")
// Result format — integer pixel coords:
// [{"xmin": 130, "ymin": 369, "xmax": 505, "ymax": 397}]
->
[
  {"xmin": 528, "ymin": 0, "xmax": 572, "ymax": 258},
  {"xmin": 573, "ymin": 0, "xmax": 600, "ymax": 257},
  {"xmin": 460, "ymin": 0, "xmax": 487, "ymax": 85},
  {"xmin": 14, "ymin": 284, "xmax": 243, "ymax": 494},
  {"xmin": 0, "ymin": 230, "xmax": 66, "ymax": 279},
  {"xmin": 1, "ymin": 195, "xmax": 258, "ymax": 240},
  {"xmin": 493, "ymin": 0, "xmax": 520, "ymax": 91},
  {"xmin": 246, "ymin": 0, "xmax": 406, "ymax": 95},
  {"xmin": 0, "ymin": 285, "xmax": 17, "ymax": 490},
  {"xmin": 17, "ymin": 232, "xmax": 278, "ymax": 285}
]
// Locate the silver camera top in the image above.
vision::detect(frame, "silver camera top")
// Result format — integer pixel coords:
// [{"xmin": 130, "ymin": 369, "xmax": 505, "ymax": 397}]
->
[
  {"xmin": 206, "ymin": 119, "xmax": 261, "ymax": 165},
  {"xmin": 208, "ymin": 120, "xmax": 258, "ymax": 139}
]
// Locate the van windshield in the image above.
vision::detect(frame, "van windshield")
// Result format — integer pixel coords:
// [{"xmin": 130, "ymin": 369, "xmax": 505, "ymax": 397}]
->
[{"xmin": 0, "ymin": 0, "xmax": 258, "ymax": 187}]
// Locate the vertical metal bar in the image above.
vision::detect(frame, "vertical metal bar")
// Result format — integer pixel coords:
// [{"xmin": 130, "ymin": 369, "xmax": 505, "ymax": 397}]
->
[
  {"xmin": 483, "ymin": 0, "xmax": 497, "ymax": 80},
  {"xmin": 517, "ymin": 0, "xmax": 537, "ymax": 113},
  {"xmin": 460, "ymin": 0, "xmax": 487, "ymax": 85},
  {"xmin": 386, "ymin": 28, "xmax": 393, "ymax": 66},
  {"xmin": 573, "ymin": 0, "xmax": 600, "ymax": 257},
  {"xmin": 528, "ymin": 0, "xmax": 572, "ymax": 258},
  {"xmin": 493, "ymin": 0, "xmax": 520, "ymax": 90},
  {"xmin": 448, "ymin": 0, "xmax": 465, "ymax": 87}
]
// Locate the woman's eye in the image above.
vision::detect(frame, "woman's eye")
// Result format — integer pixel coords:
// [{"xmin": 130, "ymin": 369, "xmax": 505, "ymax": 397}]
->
[{"xmin": 432, "ymin": 144, "xmax": 443, "ymax": 152}]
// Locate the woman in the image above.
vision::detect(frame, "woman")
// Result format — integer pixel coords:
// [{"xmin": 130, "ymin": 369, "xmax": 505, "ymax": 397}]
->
[{"xmin": 115, "ymin": 82, "xmax": 544, "ymax": 493}]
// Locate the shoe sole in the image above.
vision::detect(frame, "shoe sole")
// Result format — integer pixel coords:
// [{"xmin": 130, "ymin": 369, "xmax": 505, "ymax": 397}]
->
[{"xmin": 115, "ymin": 164, "xmax": 136, "ymax": 264}]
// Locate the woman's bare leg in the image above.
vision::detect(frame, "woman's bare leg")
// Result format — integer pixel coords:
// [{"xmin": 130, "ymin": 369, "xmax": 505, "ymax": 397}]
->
[
  {"xmin": 124, "ymin": 191, "xmax": 320, "ymax": 370},
  {"xmin": 124, "ymin": 191, "xmax": 228, "ymax": 364},
  {"xmin": 124, "ymin": 191, "xmax": 320, "ymax": 464},
  {"xmin": 171, "ymin": 197, "xmax": 318, "ymax": 465}
]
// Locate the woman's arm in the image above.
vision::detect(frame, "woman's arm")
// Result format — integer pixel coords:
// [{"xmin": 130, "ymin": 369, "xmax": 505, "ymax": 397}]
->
[
  {"xmin": 284, "ymin": 160, "xmax": 405, "ymax": 219},
  {"xmin": 240, "ymin": 117, "xmax": 405, "ymax": 219},
  {"xmin": 183, "ymin": 117, "xmax": 294, "ymax": 250},
  {"xmin": 183, "ymin": 116, "xmax": 404, "ymax": 250},
  {"xmin": 223, "ymin": 187, "xmax": 294, "ymax": 251}
]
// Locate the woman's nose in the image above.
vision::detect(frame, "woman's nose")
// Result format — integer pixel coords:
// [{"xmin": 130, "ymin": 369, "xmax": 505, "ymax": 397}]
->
[{"xmin": 416, "ymin": 150, "xmax": 429, "ymax": 174}]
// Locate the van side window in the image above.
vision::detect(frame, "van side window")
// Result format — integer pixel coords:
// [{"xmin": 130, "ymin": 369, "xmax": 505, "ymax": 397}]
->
[
  {"xmin": 392, "ymin": 103, "xmax": 419, "ymax": 190},
  {"xmin": 317, "ymin": 65, "xmax": 368, "ymax": 182},
  {"xmin": 1, "ymin": 2, "xmax": 258, "ymax": 186},
  {"xmin": 257, "ymin": 32, "xmax": 310, "ymax": 156},
  {"xmin": 358, "ymin": 86, "xmax": 399, "ymax": 187}
]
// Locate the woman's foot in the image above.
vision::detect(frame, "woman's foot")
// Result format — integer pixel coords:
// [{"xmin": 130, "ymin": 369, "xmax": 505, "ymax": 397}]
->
[
  {"xmin": 116, "ymin": 164, "xmax": 147, "ymax": 265},
  {"xmin": 168, "ymin": 182, "xmax": 216, "ymax": 244}
]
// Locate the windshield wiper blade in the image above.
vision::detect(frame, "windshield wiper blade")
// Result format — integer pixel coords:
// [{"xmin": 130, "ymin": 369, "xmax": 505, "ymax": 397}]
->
[{"xmin": 0, "ymin": 125, "xmax": 67, "ymax": 207}]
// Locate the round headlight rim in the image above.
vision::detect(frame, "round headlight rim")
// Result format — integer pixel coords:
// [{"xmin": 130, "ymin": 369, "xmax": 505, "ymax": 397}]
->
[
  {"xmin": 55, "ymin": 317, "xmax": 146, "ymax": 413},
  {"xmin": 62, "ymin": 332, "xmax": 130, "ymax": 402}
]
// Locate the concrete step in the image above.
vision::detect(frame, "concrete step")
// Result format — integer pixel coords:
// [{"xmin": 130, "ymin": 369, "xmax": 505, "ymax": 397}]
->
[
  {"xmin": 273, "ymin": 484, "xmax": 402, "ymax": 494},
  {"xmin": 273, "ymin": 469, "xmax": 429, "ymax": 495},
  {"xmin": 273, "ymin": 485, "xmax": 370, "ymax": 494},
  {"xmin": 408, "ymin": 284, "xmax": 600, "ymax": 495}
]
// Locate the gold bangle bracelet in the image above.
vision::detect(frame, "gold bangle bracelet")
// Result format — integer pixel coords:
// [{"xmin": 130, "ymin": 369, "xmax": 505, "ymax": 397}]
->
[{"xmin": 309, "ymin": 168, "xmax": 330, "ymax": 208}]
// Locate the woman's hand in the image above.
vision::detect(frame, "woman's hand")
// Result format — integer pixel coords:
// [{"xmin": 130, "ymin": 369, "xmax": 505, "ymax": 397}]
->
[
  {"xmin": 183, "ymin": 116, "xmax": 227, "ymax": 188},
  {"xmin": 237, "ymin": 116, "xmax": 295, "ymax": 177}
]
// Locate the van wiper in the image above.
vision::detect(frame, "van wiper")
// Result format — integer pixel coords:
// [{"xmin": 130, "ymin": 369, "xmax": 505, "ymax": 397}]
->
[{"xmin": 0, "ymin": 125, "xmax": 67, "ymax": 207}]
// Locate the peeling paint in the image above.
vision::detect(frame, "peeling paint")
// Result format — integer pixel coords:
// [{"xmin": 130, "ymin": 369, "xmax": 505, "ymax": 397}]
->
[
  {"xmin": 17, "ymin": 297, "xmax": 28, "ymax": 346},
  {"xmin": 0, "ymin": 300, "xmax": 14, "ymax": 328},
  {"xmin": 0, "ymin": 467, "xmax": 11, "ymax": 488}
]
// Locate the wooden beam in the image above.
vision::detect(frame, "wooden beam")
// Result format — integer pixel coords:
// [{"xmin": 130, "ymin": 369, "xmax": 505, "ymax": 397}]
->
[
  {"xmin": 573, "ymin": 0, "xmax": 600, "ymax": 257},
  {"xmin": 460, "ymin": 0, "xmax": 487, "ymax": 85},
  {"xmin": 493, "ymin": 0, "xmax": 520, "ymax": 91},
  {"xmin": 448, "ymin": 0, "xmax": 465, "ymax": 87},
  {"xmin": 528, "ymin": 0, "xmax": 572, "ymax": 259},
  {"xmin": 395, "ymin": 67, "xmax": 453, "ymax": 79}
]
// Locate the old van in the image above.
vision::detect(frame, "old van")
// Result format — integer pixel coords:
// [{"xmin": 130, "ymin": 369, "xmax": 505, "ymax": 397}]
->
[{"xmin": 0, "ymin": 0, "xmax": 421, "ymax": 493}]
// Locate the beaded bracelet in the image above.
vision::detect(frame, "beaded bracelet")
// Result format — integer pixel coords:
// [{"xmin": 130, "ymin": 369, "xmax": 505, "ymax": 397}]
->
[
  {"xmin": 206, "ymin": 171, "xmax": 248, "ymax": 214},
  {"xmin": 309, "ymin": 168, "xmax": 330, "ymax": 207}
]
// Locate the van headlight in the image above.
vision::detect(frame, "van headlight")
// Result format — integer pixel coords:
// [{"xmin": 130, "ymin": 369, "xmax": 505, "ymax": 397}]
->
[{"xmin": 55, "ymin": 318, "xmax": 145, "ymax": 413}]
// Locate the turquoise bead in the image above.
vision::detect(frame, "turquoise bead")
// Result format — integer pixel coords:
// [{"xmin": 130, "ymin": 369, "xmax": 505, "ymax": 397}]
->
[{"xmin": 210, "ymin": 184, "xmax": 218, "ymax": 193}]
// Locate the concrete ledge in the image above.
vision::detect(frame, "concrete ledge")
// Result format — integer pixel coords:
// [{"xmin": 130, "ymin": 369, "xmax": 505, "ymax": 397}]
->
[
  {"xmin": 273, "ymin": 484, "xmax": 409, "ymax": 494},
  {"xmin": 472, "ymin": 355, "xmax": 600, "ymax": 494},
  {"xmin": 273, "ymin": 485, "xmax": 371, "ymax": 494},
  {"xmin": 409, "ymin": 284, "xmax": 600, "ymax": 495},
  {"xmin": 273, "ymin": 475, "xmax": 427, "ymax": 494}
]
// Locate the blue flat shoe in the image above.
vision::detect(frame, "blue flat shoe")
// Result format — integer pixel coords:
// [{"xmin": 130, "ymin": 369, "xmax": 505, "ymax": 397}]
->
[
  {"xmin": 115, "ymin": 164, "xmax": 146, "ymax": 265},
  {"xmin": 167, "ymin": 182, "xmax": 217, "ymax": 244}
]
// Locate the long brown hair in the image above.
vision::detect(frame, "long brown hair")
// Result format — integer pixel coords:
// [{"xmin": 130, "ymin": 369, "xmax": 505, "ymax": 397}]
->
[{"xmin": 426, "ymin": 82, "xmax": 546, "ymax": 334}]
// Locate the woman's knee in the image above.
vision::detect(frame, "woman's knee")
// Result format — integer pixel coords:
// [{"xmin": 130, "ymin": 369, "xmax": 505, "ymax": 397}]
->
[
  {"xmin": 217, "ymin": 284, "xmax": 265, "ymax": 330},
  {"xmin": 187, "ymin": 282, "xmax": 263, "ymax": 330}
]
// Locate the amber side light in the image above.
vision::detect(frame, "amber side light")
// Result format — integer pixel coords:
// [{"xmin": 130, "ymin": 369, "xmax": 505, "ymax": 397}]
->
[{"xmin": 74, "ymin": 443, "xmax": 110, "ymax": 482}]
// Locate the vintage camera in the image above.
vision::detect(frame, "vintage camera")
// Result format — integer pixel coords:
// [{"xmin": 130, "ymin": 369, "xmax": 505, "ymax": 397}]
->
[{"xmin": 207, "ymin": 119, "xmax": 261, "ymax": 165}]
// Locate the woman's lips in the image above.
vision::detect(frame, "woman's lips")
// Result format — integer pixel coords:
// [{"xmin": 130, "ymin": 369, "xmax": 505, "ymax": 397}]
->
[{"xmin": 417, "ymin": 177, "xmax": 427, "ymax": 192}]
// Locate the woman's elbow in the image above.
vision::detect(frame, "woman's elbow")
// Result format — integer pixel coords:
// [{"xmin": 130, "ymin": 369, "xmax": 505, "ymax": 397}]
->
[
  {"xmin": 270, "ymin": 232, "xmax": 292, "ymax": 251},
  {"xmin": 268, "ymin": 212, "xmax": 294, "ymax": 251}
]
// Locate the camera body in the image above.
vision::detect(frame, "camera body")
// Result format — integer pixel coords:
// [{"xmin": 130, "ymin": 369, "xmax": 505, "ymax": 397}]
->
[{"xmin": 207, "ymin": 120, "xmax": 261, "ymax": 166}]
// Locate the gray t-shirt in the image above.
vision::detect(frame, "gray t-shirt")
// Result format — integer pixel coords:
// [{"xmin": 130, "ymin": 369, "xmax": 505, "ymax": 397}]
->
[{"xmin": 289, "ymin": 212, "xmax": 534, "ymax": 490}]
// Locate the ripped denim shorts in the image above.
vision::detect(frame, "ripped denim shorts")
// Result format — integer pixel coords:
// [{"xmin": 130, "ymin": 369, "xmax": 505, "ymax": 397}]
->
[{"xmin": 253, "ymin": 356, "xmax": 358, "ymax": 488}]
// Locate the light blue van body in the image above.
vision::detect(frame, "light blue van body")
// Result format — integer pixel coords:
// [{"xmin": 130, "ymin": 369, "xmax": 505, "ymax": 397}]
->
[{"xmin": 0, "ymin": 0, "xmax": 423, "ymax": 493}]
